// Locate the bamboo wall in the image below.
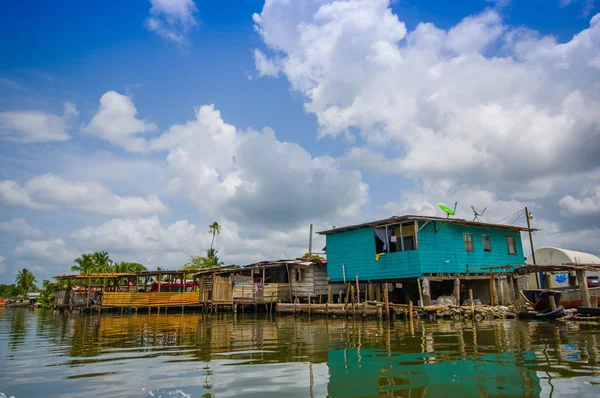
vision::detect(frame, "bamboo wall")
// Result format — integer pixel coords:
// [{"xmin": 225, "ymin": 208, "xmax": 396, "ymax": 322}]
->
[
  {"xmin": 102, "ymin": 291, "xmax": 200, "ymax": 307},
  {"xmin": 233, "ymin": 282, "xmax": 289, "ymax": 302}
]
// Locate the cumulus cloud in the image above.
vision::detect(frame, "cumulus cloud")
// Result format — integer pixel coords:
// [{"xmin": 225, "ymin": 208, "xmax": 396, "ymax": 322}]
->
[
  {"xmin": 0, "ymin": 174, "xmax": 168, "ymax": 217},
  {"xmin": 559, "ymin": 186, "xmax": 600, "ymax": 215},
  {"xmin": 0, "ymin": 180, "xmax": 49, "ymax": 210},
  {"xmin": 81, "ymin": 91, "xmax": 158, "ymax": 152},
  {"xmin": 0, "ymin": 218, "xmax": 43, "ymax": 238},
  {"xmin": 253, "ymin": 1, "xmax": 600, "ymax": 184},
  {"xmin": 0, "ymin": 101, "xmax": 77, "ymax": 143},
  {"xmin": 14, "ymin": 239, "xmax": 78, "ymax": 265},
  {"xmin": 149, "ymin": 103, "xmax": 368, "ymax": 229},
  {"xmin": 146, "ymin": 0, "xmax": 199, "ymax": 43}
]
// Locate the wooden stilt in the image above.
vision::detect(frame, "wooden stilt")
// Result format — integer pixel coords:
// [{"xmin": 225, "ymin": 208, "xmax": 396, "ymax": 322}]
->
[
  {"xmin": 469, "ymin": 289, "xmax": 474, "ymax": 319},
  {"xmin": 576, "ymin": 270, "xmax": 591, "ymax": 307},
  {"xmin": 375, "ymin": 282, "xmax": 381, "ymax": 302},
  {"xmin": 409, "ymin": 300, "xmax": 413, "ymax": 322},
  {"xmin": 384, "ymin": 282, "xmax": 390, "ymax": 320},
  {"xmin": 453, "ymin": 278, "xmax": 460, "ymax": 305},
  {"xmin": 328, "ymin": 284, "xmax": 333, "ymax": 304},
  {"xmin": 489, "ymin": 267, "xmax": 495, "ymax": 306},
  {"xmin": 355, "ymin": 274, "xmax": 360, "ymax": 304}
]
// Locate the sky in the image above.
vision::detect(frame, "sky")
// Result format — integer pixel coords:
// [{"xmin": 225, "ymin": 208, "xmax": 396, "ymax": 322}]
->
[{"xmin": 1, "ymin": 0, "xmax": 599, "ymax": 284}]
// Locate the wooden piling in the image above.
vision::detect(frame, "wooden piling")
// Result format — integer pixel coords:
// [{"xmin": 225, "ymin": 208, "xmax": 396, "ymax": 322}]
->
[
  {"xmin": 308, "ymin": 295, "xmax": 311, "ymax": 316},
  {"xmin": 328, "ymin": 284, "xmax": 333, "ymax": 304},
  {"xmin": 498, "ymin": 277, "xmax": 505, "ymax": 306},
  {"xmin": 350, "ymin": 286, "xmax": 355, "ymax": 317},
  {"xmin": 591, "ymin": 295, "xmax": 598, "ymax": 308},
  {"xmin": 549, "ymin": 295, "xmax": 557, "ymax": 310},
  {"xmin": 469, "ymin": 289, "xmax": 475, "ymax": 319},
  {"xmin": 375, "ymin": 282, "xmax": 381, "ymax": 302},
  {"xmin": 453, "ymin": 278, "xmax": 460, "ymax": 305},
  {"xmin": 384, "ymin": 282, "xmax": 390, "ymax": 320},
  {"xmin": 355, "ymin": 275, "xmax": 360, "ymax": 304},
  {"xmin": 576, "ymin": 270, "xmax": 592, "ymax": 307},
  {"xmin": 489, "ymin": 267, "xmax": 495, "ymax": 306},
  {"xmin": 417, "ymin": 278, "xmax": 424, "ymax": 307},
  {"xmin": 409, "ymin": 300, "xmax": 413, "ymax": 322},
  {"xmin": 338, "ymin": 291, "xmax": 342, "ymax": 304}
]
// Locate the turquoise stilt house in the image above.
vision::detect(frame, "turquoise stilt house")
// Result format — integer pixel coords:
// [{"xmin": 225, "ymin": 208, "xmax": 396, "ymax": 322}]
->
[{"xmin": 318, "ymin": 215, "xmax": 533, "ymax": 305}]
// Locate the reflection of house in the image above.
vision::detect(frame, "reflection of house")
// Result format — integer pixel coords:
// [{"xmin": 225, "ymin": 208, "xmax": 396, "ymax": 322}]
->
[
  {"xmin": 327, "ymin": 348, "xmax": 541, "ymax": 397},
  {"xmin": 319, "ymin": 215, "xmax": 532, "ymax": 305},
  {"xmin": 526, "ymin": 247, "xmax": 600, "ymax": 289}
]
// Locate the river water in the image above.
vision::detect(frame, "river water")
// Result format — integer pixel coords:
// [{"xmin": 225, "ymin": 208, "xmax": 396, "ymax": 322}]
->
[{"xmin": 0, "ymin": 308, "xmax": 599, "ymax": 397}]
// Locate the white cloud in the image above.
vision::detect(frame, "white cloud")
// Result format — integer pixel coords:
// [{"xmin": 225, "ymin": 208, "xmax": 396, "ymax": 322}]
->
[
  {"xmin": 1, "ymin": 174, "xmax": 168, "ymax": 217},
  {"xmin": 0, "ymin": 218, "xmax": 43, "ymax": 238},
  {"xmin": 253, "ymin": 49, "xmax": 280, "ymax": 77},
  {"xmin": 559, "ymin": 186, "xmax": 600, "ymax": 215},
  {"xmin": 0, "ymin": 180, "xmax": 49, "ymax": 210},
  {"xmin": 0, "ymin": 102, "xmax": 77, "ymax": 143},
  {"xmin": 14, "ymin": 239, "xmax": 78, "ymax": 265},
  {"xmin": 147, "ymin": 103, "xmax": 368, "ymax": 229},
  {"xmin": 146, "ymin": 0, "xmax": 199, "ymax": 43},
  {"xmin": 81, "ymin": 91, "xmax": 158, "ymax": 152},
  {"xmin": 253, "ymin": 1, "xmax": 600, "ymax": 187}
]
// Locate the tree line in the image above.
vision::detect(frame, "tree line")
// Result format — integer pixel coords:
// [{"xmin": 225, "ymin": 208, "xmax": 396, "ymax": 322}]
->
[{"xmin": 1, "ymin": 222, "xmax": 226, "ymax": 305}]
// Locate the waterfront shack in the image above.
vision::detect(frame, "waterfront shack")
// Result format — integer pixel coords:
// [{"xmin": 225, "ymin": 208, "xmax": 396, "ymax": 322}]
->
[
  {"xmin": 318, "ymin": 215, "xmax": 534, "ymax": 306},
  {"xmin": 220, "ymin": 258, "xmax": 333, "ymax": 304}
]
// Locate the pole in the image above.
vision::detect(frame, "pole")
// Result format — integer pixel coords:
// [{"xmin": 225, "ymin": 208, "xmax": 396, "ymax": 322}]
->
[
  {"xmin": 355, "ymin": 274, "xmax": 360, "ymax": 304},
  {"xmin": 489, "ymin": 267, "xmax": 495, "ymax": 306},
  {"xmin": 308, "ymin": 224, "xmax": 313, "ymax": 255},
  {"xmin": 525, "ymin": 206, "xmax": 540, "ymax": 289}
]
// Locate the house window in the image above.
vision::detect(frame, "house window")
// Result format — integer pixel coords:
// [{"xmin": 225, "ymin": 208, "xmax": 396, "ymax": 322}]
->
[
  {"xmin": 482, "ymin": 235, "xmax": 491, "ymax": 252},
  {"xmin": 295, "ymin": 268, "xmax": 303, "ymax": 282},
  {"xmin": 506, "ymin": 236, "xmax": 517, "ymax": 255},
  {"xmin": 464, "ymin": 233, "xmax": 474, "ymax": 252},
  {"xmin": 374, "ymin": 227, "xmax": 387, "ymax": 254},
  {"xmin": 387, "ymin": 223, "xmax": 417, "ymax": 252}
]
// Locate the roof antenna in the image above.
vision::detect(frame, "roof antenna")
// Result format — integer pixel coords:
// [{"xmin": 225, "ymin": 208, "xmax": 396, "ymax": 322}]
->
[
  {"xmin": 439, "ymin": 202, "xmax": 457, "ymax": 218},
  {"xmin": 470, "ymin": 205, "xmax": 486, "ymax": 222}
]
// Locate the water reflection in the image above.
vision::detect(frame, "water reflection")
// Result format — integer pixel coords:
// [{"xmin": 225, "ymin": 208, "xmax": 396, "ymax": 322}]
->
[{"xmin": 0, "ymin": 308, "xmax": 599, "ymax": 397}]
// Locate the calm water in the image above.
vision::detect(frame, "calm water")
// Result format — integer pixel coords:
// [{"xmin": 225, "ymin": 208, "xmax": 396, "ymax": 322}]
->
[{"xmin": 1, "ymin": 308, "xmax": 599, "ymax": 397}]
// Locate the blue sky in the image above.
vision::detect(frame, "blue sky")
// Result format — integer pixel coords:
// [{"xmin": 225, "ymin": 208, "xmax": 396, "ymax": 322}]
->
[{"xmin": 1, "ymin": 0, "xmax": 599, "ymax": 284}]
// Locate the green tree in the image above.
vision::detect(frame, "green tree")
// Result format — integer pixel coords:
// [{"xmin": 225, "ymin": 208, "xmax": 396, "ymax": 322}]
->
[
  {"xmin": 0, "ymin": 284, "xmax": 25, "ymax": 298},
  {"xmin": 72, "ymin": 251, "xmax": 115, "ymax": 274},
  {"xmin": 208, "ymin": 221, "xmax": 222, "ymax": 252},
  {"xmin": 302, "ymin": 252, "xmax": 324, "ymax": 260},
  {"xmin": 205, "ymin": 248, "xmax": 224, "ymax": 268},
  {"xmin": 112, "ymin": 261, "xmax": 147, "ymax": 273},
  {"xmin": 15, "ymin": 268, "xmax": 37, "ymax": 295},
  {"xmin": 182, "ymin": 255, "xmax": 209, "ymax": 270}
]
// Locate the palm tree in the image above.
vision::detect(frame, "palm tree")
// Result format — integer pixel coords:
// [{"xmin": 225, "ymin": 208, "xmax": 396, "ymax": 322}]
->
[
  {"xmin": 15, "ymin": 268, "xmax": 37, "ymax": 295},
  {"xmin": 92, "ymin": 251, "xmax": 113, "ymax": 273},
  {"xmin": 205, "ymin": 248, "xmax": 224, "ymax": 268},
  {"xmin": 71, "ymin": 253, "xmax": 94, "ymax": 273},
  {"xmin": 208, "ymin": 222, "xmax": 222, "ymax": 252}
]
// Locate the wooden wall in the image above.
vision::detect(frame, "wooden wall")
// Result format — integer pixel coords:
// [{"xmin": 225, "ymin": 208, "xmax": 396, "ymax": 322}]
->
[{"xmin": 102, "ymin": 291, "xmax": 200, "ymax": 307}]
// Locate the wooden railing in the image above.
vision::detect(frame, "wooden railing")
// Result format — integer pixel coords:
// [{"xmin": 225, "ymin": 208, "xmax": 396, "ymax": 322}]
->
[{"xmin": 102, "ymin": 291, "xmax": 200, "ymax": 307}]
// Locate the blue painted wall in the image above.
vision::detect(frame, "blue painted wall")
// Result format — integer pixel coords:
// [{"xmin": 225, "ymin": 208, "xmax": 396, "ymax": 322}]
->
[{"xmin": 325, "ymin": 221, "xmax": 525, "ymax": 282}]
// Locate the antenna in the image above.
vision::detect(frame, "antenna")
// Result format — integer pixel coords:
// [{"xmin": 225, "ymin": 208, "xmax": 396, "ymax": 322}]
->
[
  {"xmin": 439, "ymin": 202, "xmax": 458, "ymax": 218},
  {"xmin": 470, "ymin": 205, "xmax": 486, "ymax": 222}
]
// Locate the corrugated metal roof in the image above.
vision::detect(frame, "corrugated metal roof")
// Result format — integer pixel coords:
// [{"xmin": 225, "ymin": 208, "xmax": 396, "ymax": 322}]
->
[{"xmin": 317, "ymin": 215, "xmax": 536, "ymax": 235}]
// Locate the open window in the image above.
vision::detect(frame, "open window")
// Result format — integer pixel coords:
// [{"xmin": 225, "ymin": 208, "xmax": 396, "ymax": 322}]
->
[
  {"xmin": 506, "ymin": 236, "xmax": 517, "ymax": 255},
  {"xmin": 295, "ymin": 268, "xmax": 304, "ymax": 282},
  {"xmin": 374, "ymin": 228, "xmax": 387, "ymax": 254},
  {"xmin": 482, "ymin": 234, "xmax": 491, "ymax": 252},
  {"xmin": 379, "ymin": 223, "xmax": 417, "ymax": 253}
]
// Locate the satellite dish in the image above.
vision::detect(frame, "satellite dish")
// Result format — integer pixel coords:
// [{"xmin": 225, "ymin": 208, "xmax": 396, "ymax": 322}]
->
[
  {"xmin": 439, "ymin": 202, "xmax": 457, "ymax": 218},
  {"xmin": 470, "ymin": 205, "xmax": 486, "ymax": 222}
]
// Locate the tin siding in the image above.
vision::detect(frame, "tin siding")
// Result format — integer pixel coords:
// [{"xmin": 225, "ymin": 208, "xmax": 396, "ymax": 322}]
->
[
  {"xmin": 326, "ymin": 227, "xmax": 421, "ymax": 282},
  {"xmin": 417, "ymin": 221, "xmax": 525, "ymax": 274}
]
